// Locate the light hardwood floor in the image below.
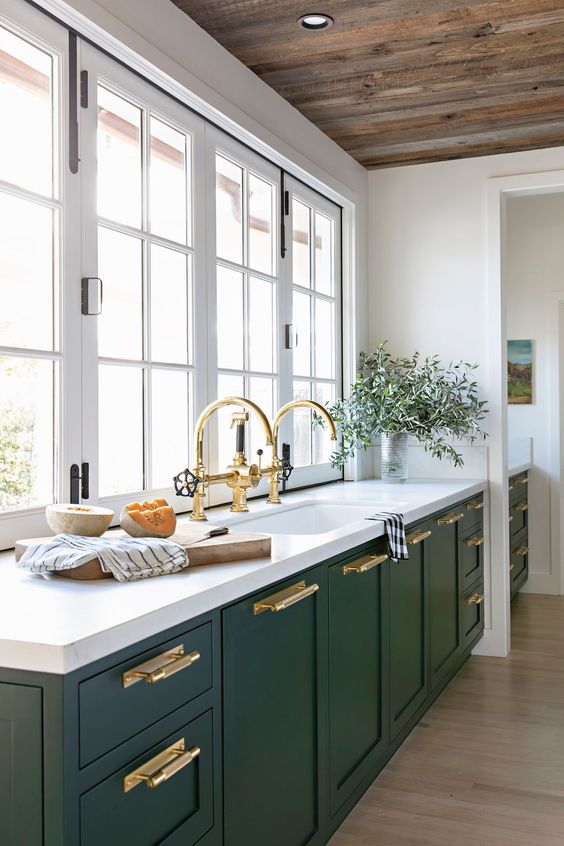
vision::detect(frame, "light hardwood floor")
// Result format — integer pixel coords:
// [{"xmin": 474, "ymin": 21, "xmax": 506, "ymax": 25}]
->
[{"xmin": 330, "ymin": 594, "xmax": 564, "ymax": 846}]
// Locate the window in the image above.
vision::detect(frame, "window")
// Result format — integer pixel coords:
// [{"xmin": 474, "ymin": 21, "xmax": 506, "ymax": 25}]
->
[{"xmin": 0, "ymin": 4, "xmax": 342, "ymax": 547}]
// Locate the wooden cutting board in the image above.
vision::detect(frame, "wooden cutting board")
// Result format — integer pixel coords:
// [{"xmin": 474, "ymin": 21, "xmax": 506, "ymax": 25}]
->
[{"xmin": 15, "ymin": 528, "xmax": 271, "ymax": 581}]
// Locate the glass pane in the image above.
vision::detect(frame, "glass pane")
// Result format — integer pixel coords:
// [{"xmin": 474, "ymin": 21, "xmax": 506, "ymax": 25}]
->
[
  {"xmin": 150, "ymin": 246, "xmax": 189, "ymax": 364},
  {"xmin": 249, "ymin": 376, "xmax": 274, "ymax": 457},
  {"xmin": 249, "ymin": 174, "xmax": 273, "ymax": 275},
  {"xmin": 292, "ymin": 199, "xmax": 310, "ymax": 288},
  {"xmin": 97, "ymin": 86, "xmax": 142, "ymax": 227},
  {"xmin": 249, "ymin": 277, "xmax": 274, "ymax": 373},
  {"xmin": 0, "ymin": 193, "xmax": 55, "ymax": 350},
  {"xmin": 99, "ymin": 365, "xmax": 144, "ymax": 496},
  {"xmin": 292, "ymin": 381, "xmax": 312, "ymax": 468},
  {"xmin": 314, "ymin": 211, "xmax": 333, "ymax": 295},
  {"xmin": 216, "ymin": 154, "xmax": 243, "ymax": 264},
  {"xmin": 217, "ymin": 265, "xmax": 244, "ymax": 370},
  {"xmin": 98, "ymin": 227, "xmax": 143, "ymax": 360},
  {"xmin": 217, "ymin": 373, "xmax": 244, "ymax": 470},
  {"xmin": 0, "ymin": 357, "xmax": 54, "ymax": 511},
  {"xmin": 150, "ymin": 117, "xmax": 187, "ymax": 244},
  {"xmin": 293, "ymin": 291, "xmax": 311, "ymax": 377},
  {"xmin": 314, "ymin": 298, "xmax": 335, "ymax": 379},
  {"xmin": 315, "ymin": 382, "xmax": 335, "ymax": 464},
  {"xmin": 152, "ymin": 369, "xmax": 190, "ymax": 489},
  {"xmin": 0, "ymin": 26, "xmax": 54, "ymax": 197}
]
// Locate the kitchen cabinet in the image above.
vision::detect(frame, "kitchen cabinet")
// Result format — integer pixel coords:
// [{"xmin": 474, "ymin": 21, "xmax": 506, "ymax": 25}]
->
[
  {"xmin": 509, "ymin": 472, "xmax": 529, "ymax": 599},
  {"xmin": 428, "ymin": 511, "xmax": 462, "ymax": 691}
]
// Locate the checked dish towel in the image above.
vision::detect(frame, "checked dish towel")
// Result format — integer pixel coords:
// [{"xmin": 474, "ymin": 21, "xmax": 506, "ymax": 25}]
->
[{"xmin": 366, "ymin": 512, "xmax": 409, "ymax": 562}]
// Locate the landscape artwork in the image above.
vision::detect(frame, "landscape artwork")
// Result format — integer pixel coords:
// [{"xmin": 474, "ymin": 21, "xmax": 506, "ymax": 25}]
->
[{"xmin": 507, "ymin": 339, "xmax": 533, "ymax": 404}]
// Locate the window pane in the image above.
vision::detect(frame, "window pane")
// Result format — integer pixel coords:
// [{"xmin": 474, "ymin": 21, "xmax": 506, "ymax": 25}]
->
[
  {"xmin": 314, "ymin": 211, "xmax": 333, "ymax": 295},
  {"xmin": 0, "ymin": 357, "xmax": 55, "ymax": 511},
  {"xmin": 0, "ymin": 26, "xmax": 54, "ymax": 197},
  {"xmin": 150, "ymin": 117, "xmax": 187, "ymax": 244},
  {"xmin": 314, "ymin": 298, "xmax": 335, "ymax": 379},
  {"xmin": 0, "ymin": 193, "xmax": 55, "ymax": 350},
  {"xmin": 216, "ymin": 154, "xmax": 243, "ymax": 264},
  {"xmin": 97, "ymin": 86, "xmax": 142, "ymax": 228},
  {"xmin": 292, "ymin": 381, "xmax": 312, "ymax": 468},
  {"xmin": 293, "ymin": 291, "xmax": 311, "ymax": 377},
  {"xmin": 315, "ymin": 382, "xmax": 335, "ymax": 464},
  {"xmin": 152, "ymin": 369, "xmax": 190, "ymax": 489},
  {"xmin": 292, "ymin": 200, "xmax": 310, "ymax": 288},
  {"xmin": 150, "ymin": 246, "xmax": 189, "ymax": 364},
  {"xmin": 217, "ymin": 266, "xmax": 244, "ymax": 370},
  {"xmin": 217, "ymin": 373, "xmax": 244, "ymax": 470},
  {"xmin": 98, "ymin": 227, "xmax": 143, "ymax": 360},
  {"xmin": 249, "ymin": 174, "xmax": 273, "ymax": 275},
  {"xmin": 249, "ymin": 277, "xmax": 274, "ymax": 373},
  {"xmin": 99, "ymin": 365, "xmax": 144, "ymax": 496},
  {"xmin": 249, "ymin": 376, "xmax": 274, "ymax": 457}
]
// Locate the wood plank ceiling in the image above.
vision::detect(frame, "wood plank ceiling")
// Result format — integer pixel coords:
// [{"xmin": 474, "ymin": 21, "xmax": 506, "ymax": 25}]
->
[{"xmin": 171, "ymin": 0, "xmax": 564, "ymax": 169}]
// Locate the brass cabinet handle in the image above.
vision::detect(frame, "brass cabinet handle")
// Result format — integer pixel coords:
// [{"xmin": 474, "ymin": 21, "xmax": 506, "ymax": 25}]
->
[
  {"xmin": 406, "ymin": 529, "xmax": 431, "ymax": 545},
  {"xmin": 436, "ymin": 512, "xmax": 464, "ymax": 526},
  {"xmin": 516, "ymin": 546, "xmax": 529, "ymax": 556},
  {"xmin": 508, "ymin": 485, "xmax": 514, "ymax": 492},
  {"xmin": 467, "ymin": 535, "xmax": 484, "ymax": 547},
  {"xmin": 515, "ymin": 502, "xmax": 528, "ymax": 512},
  {"xmin": 508, "ymin": 515, "xmax": 514, "ymax": 522},
  {"xmin": 466, "ymin": 593, "xmax": 485, "ymax": 605},
  {"xmin": 515, "ymin": 476, "xmax": 528, "ymax": 486},
  {"xmin": 466, "ymin": 500, "xmax": 484, "ymax": 511},
  {"xmin": 253, "ymin": 580, "xmax": 319, "ymax": 615},
  {"xmin": 123, "ymin": 738, "xmax": 200, "ymax": 792},
  {"xmin": 122, "ymin": 646, "xmax": 200, "ymax": 688},
  {"xmin": 509, "ymin": 563, "xmax": 515, "ymax": 571},
  {"xmin": 343, "ymin": 553, "xmax": 388, "ymax": 575}
]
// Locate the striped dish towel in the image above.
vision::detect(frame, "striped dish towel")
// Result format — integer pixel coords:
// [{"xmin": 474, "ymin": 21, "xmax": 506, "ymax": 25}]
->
[
  {"xmin": 366, "ymin": 512, "xmax": 409, "ymax": 562},
  {"xmin": 17, "ymin": 533, "xmax": 189, "ymax": 582}
]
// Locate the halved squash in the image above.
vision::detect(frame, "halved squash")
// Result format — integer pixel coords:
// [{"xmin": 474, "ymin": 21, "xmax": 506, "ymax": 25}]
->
[{"xmin": 120, "ymin": 498, "xmax": 177, "ymax": 538}]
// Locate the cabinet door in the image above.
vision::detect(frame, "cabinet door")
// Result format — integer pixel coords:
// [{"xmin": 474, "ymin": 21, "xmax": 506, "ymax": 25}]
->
[
  {"xmin": 428, "ymin": 515, "xmax": 461, "ymax": 691},
  {"xmin": 223, "ymin": 568, "xmax": 326, "ymax": 846},
  {"xmin": 389, "ymin": 529, "xmax": 428, "ymax": 741},
  {"xmin": 328, "ymin": 546, "xmax": 388, "ymax": 813},
  {"xmin": 0, "ymin": 683, "xmax": 43, "ymax": 846}
]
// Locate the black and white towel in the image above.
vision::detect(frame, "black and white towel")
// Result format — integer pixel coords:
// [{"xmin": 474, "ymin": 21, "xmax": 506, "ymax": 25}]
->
[
  {"xmin": 366, "ymin": 512, "xmax": 408, "ymax": 562},
  {"xmin": 17, "ymin": 533, "xmax": 189, "ymax": 582}
]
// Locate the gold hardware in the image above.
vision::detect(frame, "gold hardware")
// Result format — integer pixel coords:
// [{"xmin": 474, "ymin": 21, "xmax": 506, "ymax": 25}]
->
[
  {"xmin": 466, "ymin": 593, "xmax": 485, "ymax": 605},
  {"xmin": 510, "ymin": 563, "xmax": 514, "ymax": 571},
  {"xmin": 467, "ymin": 535, "xmax": 484, "ymax": 547},
  {"xmin": 466, "ymin": 500, "xmax": 484, "ymax": 511},
  {"xmin": 253, "ymin": 580, "xmax": 319, "ymax": 615},
  {"xmin": 508, "ymin": 485, "xmax": 514, "ymax": 492},
  {"xmin": 436, "ymin": 512, "xmax": 464, "ymax": 526},
  {"xmin": 515, "ymin": 476, "xmax": 528, "ymax": 486},
  {"xmin": 509, "ymin": 515, "xmax": 514, "ymax": 522},
  {"xmin": 406, "ymin": 529, "xmax": 432, "ymax": 545},
  {"xmin": 516, "ymin": 546, "xmax": 529, "ymax": 556},
  {"xmin": 122, "ymin": 645, "xmax": 200, "ymax": 688},
  {"xmin": 343, "ymin": 553, "xmax": 388, "ymax": 575},
  {"xmin": 515, "ymin": 502, "xmax": 528, "ymax": 512},
  {"xmin": 123, "ymin": 738, "xmax": 200, "ymax": 792}
]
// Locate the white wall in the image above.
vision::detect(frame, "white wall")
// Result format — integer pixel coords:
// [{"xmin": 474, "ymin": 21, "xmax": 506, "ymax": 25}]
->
[{"xmin": 506, "ymin": 192, "xmax": 564, "ymax": 595}]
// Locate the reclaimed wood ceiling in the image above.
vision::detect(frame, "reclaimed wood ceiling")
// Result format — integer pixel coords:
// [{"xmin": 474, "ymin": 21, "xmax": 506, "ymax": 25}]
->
[{"xmin": 171, "ymin": 0, "xmax": 564, "ymax": 169}]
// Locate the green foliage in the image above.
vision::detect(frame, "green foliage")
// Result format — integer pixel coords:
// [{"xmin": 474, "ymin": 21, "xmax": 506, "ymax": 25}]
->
[
  {"xmin": 327, "ymin": 341, "xmax": 488, "ymax": 469},
  {"xmin": 0, "ymin": 357, "xmax": 35, "ymax": 510}
]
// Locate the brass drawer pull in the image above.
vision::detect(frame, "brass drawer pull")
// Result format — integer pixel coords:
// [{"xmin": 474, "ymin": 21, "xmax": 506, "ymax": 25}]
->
[
  {"xmin": 123, "ymin": 646, "xmax": 200, "ymax": 688},
  {"xmin": 516, "ymin": 546, "xmax": 529, "ymax": 557},
  {"xmin": 508, "ymin": 515, "xmax": 514, "ymax": 522},
  {"xmin": 436, "ymin": 512, "xmax": 464, "ymax": 526},
  {"xmin": 508, "ymin": 485, "xmax": 514, "ymax": 492},
  {"xmin": 253, "ymin": 580, "xmax": 319, "ymax": 615},
  {"xmin": 510, "ymin": 563, "xmax": 515, "ymax": 571},
  {"xmin": 467, "ymin": 535, "xmax": 484, "ymax": 547},
  {"xmin": 515, "ymin": 502, "xmax": 528, "ymax": 512},
  {"xmin": 123, "ymin": 738, "xmax": 200, "ymax": 792},
  {"xmin": 406, "ymin": 529, "xmax": 431, "ymax": 545},
  {"xmin": 466, "ymin": 500, "xmax": 484, "ymax": 511},
  {"xmin": 515, "ymin": 476, "xmax": 528, "ymax": 486},
  {"xmin": 343, "ymin": 553, "xmax": 388, "ymax": 575},
  {"xmin": 466, "ymin": 593, "xmax": 485, "ymax": 606}
]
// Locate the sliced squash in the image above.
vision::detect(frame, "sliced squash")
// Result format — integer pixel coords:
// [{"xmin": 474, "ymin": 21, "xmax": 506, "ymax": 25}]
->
[{"xmin": 120, "ymin": 498, "xmax": 177, "ymax": 538}]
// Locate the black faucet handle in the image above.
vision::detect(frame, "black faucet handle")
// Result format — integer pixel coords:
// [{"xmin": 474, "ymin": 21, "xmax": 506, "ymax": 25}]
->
[
  {"xmin": 173, "ymin": 468, "xmax": 201, "ymax": 498},
  {"xmin": 280, "ymin": 443, "xmax": 293, "ymax": 482}
]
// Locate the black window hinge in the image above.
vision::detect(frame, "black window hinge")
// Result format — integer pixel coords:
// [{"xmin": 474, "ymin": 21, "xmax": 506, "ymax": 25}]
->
[
  {"xmin": 70, "ymin": 462, "xmax": 90, "ymax": 503},
  {"xmin": 80, "ymin": 70, "xmax": 89, "ymax": 108}
]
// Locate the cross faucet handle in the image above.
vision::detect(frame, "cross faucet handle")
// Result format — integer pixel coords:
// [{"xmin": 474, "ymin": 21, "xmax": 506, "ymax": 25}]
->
[{"xmin": 173, "ymin": 468, "xmax": 201, "ymax": 498}]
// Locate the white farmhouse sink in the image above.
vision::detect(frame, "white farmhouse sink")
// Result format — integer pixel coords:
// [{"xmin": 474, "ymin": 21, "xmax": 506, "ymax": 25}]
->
[{"xmin": 229, "ymin": 500, "xmax": 407, "ymax": 536}]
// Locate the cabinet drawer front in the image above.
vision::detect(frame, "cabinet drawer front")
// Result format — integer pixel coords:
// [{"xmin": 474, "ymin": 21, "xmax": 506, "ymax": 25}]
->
[
  {"xmin": 80, "ymin": 623, "xmax": 213, "ymax": 766},
  {"xmin": 461, "ymin": 531, "xmax": 484, "ymax": 591},
  {"xmin": 460, "ymin": 495, "xmax": 484, "ymax": 539},
  {"xmin": 509, "ymin": 474, "xmax": 528, "ymax": 505},
  {"xmin": 509, "ymin": 501, "xmax": 528, "ymax": 537},
  {"xmin": 428, "ymin": 521, "xmax": 461, "ymax": 691},
  {"xmin": 80, "ymin": 710, "xmax": 214, "ymax": 846},
  {"xmin": 510, "ymin": 532, "xmax": 529, "ymax": 586},
  {"xmin": 462, "ymin": 583, "xmax": 485, "ymax": 649}
]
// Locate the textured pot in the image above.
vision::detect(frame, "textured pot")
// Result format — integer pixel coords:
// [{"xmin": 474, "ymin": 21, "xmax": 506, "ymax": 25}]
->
[{"xmin": 380, "ymin": 433, "xmax": 408, "ymax": 483}]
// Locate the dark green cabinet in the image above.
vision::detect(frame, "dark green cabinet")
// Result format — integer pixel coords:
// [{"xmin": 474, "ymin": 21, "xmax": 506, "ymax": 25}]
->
[
  {"xmin": 327, "ymin": 544, "xmax": 388, "ymax": 812},
  {"xmin": 222, "ymin": 568, "xmax": 327, "ymax": 846},
  {"xmin": 509, "ymin": 472, "xmax": 529, "ymax": 599},
  {"xmin": 428, "ymin": 513, "xmax": 462, "ymax": 691},
  {"xmin": 0, "ymin": 683, "xmax": 43, "ymax": 846}
]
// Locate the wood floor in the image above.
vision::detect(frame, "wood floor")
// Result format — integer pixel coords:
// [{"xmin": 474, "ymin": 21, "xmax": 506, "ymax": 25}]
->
[{"xmin": 330, "ymin": 594, "xmax": 564, "ymax": 846}]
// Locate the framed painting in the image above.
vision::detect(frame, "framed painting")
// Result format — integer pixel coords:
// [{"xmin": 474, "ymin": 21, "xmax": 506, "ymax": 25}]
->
[{"xmin": 507, "ymin": 339, "xmax": 533, "ymax": 405}]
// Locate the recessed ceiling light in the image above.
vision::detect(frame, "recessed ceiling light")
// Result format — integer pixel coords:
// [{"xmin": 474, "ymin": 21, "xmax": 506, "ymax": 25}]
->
[{"xmin": 298, "ymin": 13, "xmax": 334, "ymax": 31}]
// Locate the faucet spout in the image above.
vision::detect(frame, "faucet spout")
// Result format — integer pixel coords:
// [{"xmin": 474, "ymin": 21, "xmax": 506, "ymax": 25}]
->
[{"xmin": 194, "ymin": 396, "xmax": 273, "ymax": 470}]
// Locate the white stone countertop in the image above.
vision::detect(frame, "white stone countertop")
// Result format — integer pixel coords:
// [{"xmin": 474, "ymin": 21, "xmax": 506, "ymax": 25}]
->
[
  {"xmin": 0, "ymin": 478, "xmax": 487, "ymax": 674},
  {"xmin": 508, "ymin": 461, "xmax": 531, "ymax": 477}
]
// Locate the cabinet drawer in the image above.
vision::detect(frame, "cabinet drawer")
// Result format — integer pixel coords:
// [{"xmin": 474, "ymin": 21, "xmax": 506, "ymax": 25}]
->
[
  {"xmin": 509, "ymin": 474, "xmax": 528, "ymax": 506},
  {"xmin": 462, "ymin": 582, "xmax": 485, "ymax": 650},
  {"xmin": 510, "ymin": 531, "xmax": 529, "ymax": 588},
  {"xmin": 79, "ymin": 623, "xmax": 213, "ymax": 766},
  {"xmin": 80, "ymin": 710, "xmax": 214, "ymax": 846},
  {"xmin": 460, "ymin": 495, "xmax": 484, "ymax": 538},
  {"xmin": 509, "ymin": 499, "xmax": 528, "ymax": 537},
  {"xmin": 460, "ymin": 530, "xmax": 484, "ymax": 591}
]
